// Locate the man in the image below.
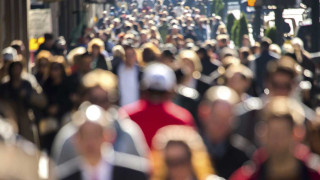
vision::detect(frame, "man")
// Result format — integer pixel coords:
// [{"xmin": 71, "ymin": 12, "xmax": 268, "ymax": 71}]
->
[
  {"xmin": 52, "ymin": 69, "xmax": 149, "ymax": 166},
  {"xmin": 58, "ymin": 103, "xmax": 148, "ymax": 180},
  {"xmin": 122, "ymin": 63, "xmax": 194, "ymax": 148},
  {"xmin": 112, "ymin": 44, "xmax": 142, "ymax": 106},
  {"xmin": 230, "ymin": 97, "xmax": 320, "ymax": 179},
  {"xmin": 198, "ymin": 86, "xmax": 255, "ymax": 179},
  {"xmin": 253, "ymin": 37, "xmax": 279, "ymax": 95}
]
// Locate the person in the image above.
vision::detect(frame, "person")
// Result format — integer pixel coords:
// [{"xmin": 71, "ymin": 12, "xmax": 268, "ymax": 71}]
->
[
  {"xmin": 234, "ymin": 56, "xmax": 301, "ymax": 145},
  {"xmin": 122, "ymin": 63, "xmax": 194, "ymax": 148},
  {"xmin": 87, "ymin": 38, "xmax": 111, "ymax": 71},
  {"xmin": 35, "ymin": 33, "xmax": 59, "ymax": 56},
  {"xmin": 0, "ymin": 61, "xmax": 46, "ymax": 144},
  {"xmin": 112, "ymin": 44, "xmax": 142, "ymax": 106},
  {"xmin": 151, "ymin": 125, "xmax": 224, "ymax": 180},
  {"xmin": 41, "ymin": 56, "xmax": 72, "ymax": 152},
  {"xmin": 33, "ymin": 50, "xmax": 53, "ymax": 86},
  {"xmin": 230, "ymin": 97, "xmax": 320, "ymax": 180},
  {"xmin": 198, "ymin": 86, "xmax": 255, "ymax": 179},
  {"xmin": 58, "ymin": 103, "xmax": 148, "ymax": 180},
  {"xmin": 0, "ymin": 116, "xmax": 55, "ymax": 180},
  {"xmin": 52, "ymin": 69, "xmax": 149, "ymax": 166},
  {"xmin": 225, "ymin": 64, "xmax": 253, "ymax": 101},
  {"xmin": 253, "ymin": 37, "xmax": 279, "ymax": 95}
]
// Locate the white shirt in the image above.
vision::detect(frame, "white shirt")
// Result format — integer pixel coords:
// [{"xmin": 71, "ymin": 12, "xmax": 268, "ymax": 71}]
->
[
  {"xmin": 81, "ymin": 159, "xmax": 113, "ymax": 180},
  {"xmin": 118, "ymin": 64, "xmax": 140, "ymax": 106}
]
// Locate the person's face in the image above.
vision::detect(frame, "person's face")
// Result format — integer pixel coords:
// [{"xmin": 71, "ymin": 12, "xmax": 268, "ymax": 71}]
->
[
  {"xmin": 165, "ymin": 143, "xmax": 192, "ymax": 180},
  {"xmin": 172, "ymin": 28, "xmax": 179, "ymax": 34},
  {"xmin": 227, "ymin": 73, "xmax": 250, "ymax": 95},
  {"xmin": 49, "ymin": 63, "xmax": 63, "ymax": 80},
  {"xmin": 182, "ymin": 58, "xmax": 196, "ymax": 75},
  {"xmin": 38, "ymin": 59, "xmax": 49, "ymax": 74},
  {"xmin": 92, "ymin": 45, "xmax": 100, "ymax": 57},
  {"xmin": 75, "ymin": 122, "xmax": 106, "ymax": 159},
  {"xmin": 140, "ymin": 34, "xmax": 148, "ymax": 43},
  {"xmin": 79, "ymin": 56, "xmax": 93, "ymax": 73},
  {"xmin": 204, "ymin": 101, "xmax": 234, "ymax": 143},
  {"xmin": 125, "ymin": 48, "xmax": 137, "ymax": 67},
  {"xmin": 86, "ymin": 87, "xmax": 110, "ymax": 110},
  {"xmin": 268, "ymin": 72, "xmax": 294, "ymax": 97},
  {"xmin": 46, "ymin": 39, "xmax": 55, "ymax": 48},
  {"xmin": 265, "ymin": 119, "xmax": 293, "ymax": 156},
  {"xmin": 10, "ymin": 63, "xmax": 23, "ymax": 80}
]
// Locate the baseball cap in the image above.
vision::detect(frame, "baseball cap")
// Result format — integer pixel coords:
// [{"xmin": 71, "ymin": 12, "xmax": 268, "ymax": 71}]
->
[
  {"xmin": 2, "ymin": 47, "xmax": 17, "ymax": 61},
  {"xmin": 142, "ymin": 63, "xmax": 176, "ymax": 91}
]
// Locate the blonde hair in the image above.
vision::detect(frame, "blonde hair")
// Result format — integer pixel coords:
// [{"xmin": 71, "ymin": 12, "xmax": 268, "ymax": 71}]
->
[
  {"xmin": 82, "ymin": 69, "xmax": 118, "ymax": 103},
  {"xmin": 178, "ymin": 50, "xmax": 202, "ymax": 73},
  {"xmin": 151, "ymin": 125, "xmax": 215, "ymax": 180},
  {"xmin": 88, "ymin": 38, "xmax": 105, "ymax": 53},
  {"xmin": 112, "ymin": 45, "xmax": 125, "ymax": 60}
]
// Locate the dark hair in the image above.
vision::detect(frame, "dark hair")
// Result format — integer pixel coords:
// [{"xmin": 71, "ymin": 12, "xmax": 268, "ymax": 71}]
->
[{"xmin": 44, "ymin": 33, "xmax": 54, "ymax": 41}]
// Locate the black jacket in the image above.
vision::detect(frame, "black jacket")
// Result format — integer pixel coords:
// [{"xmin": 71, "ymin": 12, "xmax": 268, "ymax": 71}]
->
[{"xmin": 61, "ymin": 165, "xmax": 148, "ymax": 180}]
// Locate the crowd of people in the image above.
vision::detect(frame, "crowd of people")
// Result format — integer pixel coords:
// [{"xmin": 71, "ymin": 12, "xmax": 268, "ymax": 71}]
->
[{"xmin": 0, "ymin": 0, "xmax": 320, "ymax": 179}]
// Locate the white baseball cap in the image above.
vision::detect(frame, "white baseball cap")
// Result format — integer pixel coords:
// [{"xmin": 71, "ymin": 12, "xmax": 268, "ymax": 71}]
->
[{"xmin": 142, "ymin": 63, "xmax": 176, "ymax": 91}]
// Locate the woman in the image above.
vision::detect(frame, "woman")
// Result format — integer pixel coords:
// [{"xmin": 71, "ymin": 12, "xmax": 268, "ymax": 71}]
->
[
  {"xmin": 88, "ymin": 38, "xmax": 111, "ymax": 70},
  {"xmin": 41, "ymin": 56, "xmax": 72, "ymax": 152},
  {"xmin": 151, "ymin": 125, "xmax": 221, "ymax": 180}
]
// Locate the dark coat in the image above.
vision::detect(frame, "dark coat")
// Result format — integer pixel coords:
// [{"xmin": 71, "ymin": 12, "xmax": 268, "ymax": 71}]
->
[{"xmin": 61, "ymin": 165, "xmax": 148, "ymax": 180}]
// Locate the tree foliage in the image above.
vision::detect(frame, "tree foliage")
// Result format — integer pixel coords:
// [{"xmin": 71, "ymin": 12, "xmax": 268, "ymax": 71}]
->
[
  {"xmin": 231, "ymin": 13, "xmax": 249, "ymax": 47},
  {"xmin": 226, "ymin": 13, "xmax": 236, "ymax": 36},
  {"xmin": 265, "ymin": 26, "xmax": 277, "ymax": 43},
  {"xmin": 212, "ymin": 0, "xmax": 225, "ymax": 17}
]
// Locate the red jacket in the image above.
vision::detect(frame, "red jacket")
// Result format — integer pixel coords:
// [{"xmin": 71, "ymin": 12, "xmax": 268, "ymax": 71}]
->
[{"xmin": 122, "ymin": 99, "xmax": 194, "ymax": 148}]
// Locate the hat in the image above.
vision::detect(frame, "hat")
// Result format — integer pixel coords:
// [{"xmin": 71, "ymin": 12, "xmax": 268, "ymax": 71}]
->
[
  {"xmin": 142, "ymin": 63, "xmax": 176, "ymax": 91},
  {"xmin": 2, "ymin": 47, "xmax": 17, "ymax": 61}
]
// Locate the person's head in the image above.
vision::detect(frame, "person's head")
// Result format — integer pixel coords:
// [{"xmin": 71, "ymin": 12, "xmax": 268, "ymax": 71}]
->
[
  {"xmin": 112, "ymin": 45, "xmax": 125, "ymax": 60},
  {"xmin": 8, "ymin": 61, "xmax": 23, "ymax": 81},
  {"xmin": 140, "ymin": 29, "xmax": 149, "ymax": 44},
  {"xmin": 269, "ymin": 44, "xmax": 281, "ymax": 56},
  {"xmin": 123, "ymin": 45, "xmax": 138, "ymax": 67},
  {"xmin": 49, "ymin": 56, "xmax": 67, "ymax": 81},
  {"xmin": 261, "ymin": 97, "xmax": 305, "ymax": 157},
  {"xmin": 266, "ymin": 56, "xmax": 298, "ymax": 97},
  {"xmin": 82, "ymin": 69, "xmax": 118, "ymax": 109},
  {"xmin": 178, "ymin": 50, "xmax": 202, "ymax": 78},
  {"xmin": 66, "ymin": 47, "xmax": 87, "ymax": 70},
  {"xmin": 10, "ymin": 40, "xmax": 25, "ymax": 55},
  {"xmin": 260, "ymin": 37, "xmax": 272, "ymax": 52},
  {"xmin": 239, "ymin": 47, "xmax": 251, "ymax": 64},
  {"xmin": 44, "ymin": 33, "xmax": 55, "ymax": 48},
  {"xmin": 78, "ymin": 52, "xmax": 93, "ymax": 74},
  {"xmin": 142, "ymin": 42, "xmax": 161, "ymax": 63},
  {"xmin": 171, "ymin": 25, "xmax": 180, "ymax": 35},
  {"xmin": 88, "ymin": 38, "xmax": 105, "ymax": 57},
  {"xmin": 141, "ymin": 63, "xmax": 176, "ymax": 103},
  {"xmin": 73, "ymin": 103, "xmax": 115, "ymax": 166},
  {"xmin": 225, "ymin": 64, "xmax": 253, "ymax": 96},
  {"xmin": 242, "ymin": 34, "xmax": 250, "ymax": 47},
  {"xmin": 217, "ymin": 34, "xmax": 229, "ymax": 49},
  {"xmin": 1, "ymin": 47, "xmax": 18, "ymax": 72},
  {"xmin": 152, "ymin": 126, "xmax": 214, "ymax": 180},
  {"xmin": 291, "ymin": 37, "xmax": 304, "ymax": 52},
  {"xmin": 198, "ymin": 86, "xmax": 240, "ymax": 144}
]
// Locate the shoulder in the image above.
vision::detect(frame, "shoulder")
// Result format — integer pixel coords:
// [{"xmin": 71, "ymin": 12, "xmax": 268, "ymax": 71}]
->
[
  {"xmin": 165, "ymin": 102, "xmax": 194, "ymax": 125},
  {"xmin": 230, "ymin": 134, "xmax": 256, "ymax": 158},
  {"xmin": 121, "ymin": 100, "xmax": 145, "ymax": 116}
]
